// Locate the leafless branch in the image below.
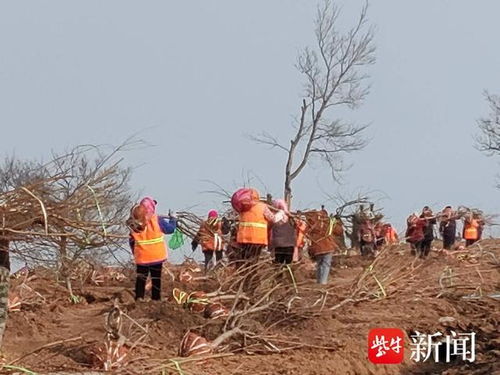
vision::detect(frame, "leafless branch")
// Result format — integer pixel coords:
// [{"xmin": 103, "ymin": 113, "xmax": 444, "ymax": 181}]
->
[
  {"xmin": 251, "ymin": 0, "xmax": 375, "ymax": 206},
  {"xmin": 476, "ymin": 91, "xmax": 500, "ymax": 155}
]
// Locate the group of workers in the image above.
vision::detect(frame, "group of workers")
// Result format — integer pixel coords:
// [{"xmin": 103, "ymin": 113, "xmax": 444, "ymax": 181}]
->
[
  {"xmin": 405, "ymin": 205, "xmax": 485, "ymax": 256},
  {"xmin": 126, "ymin": 193, "xmax": 486, "ymax": 301}
]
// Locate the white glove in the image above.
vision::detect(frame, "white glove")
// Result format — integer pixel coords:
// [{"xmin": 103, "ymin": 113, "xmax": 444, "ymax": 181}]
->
[{"xmin": 273, "ymin": 210, "xmax": 286, "ymax": 224}]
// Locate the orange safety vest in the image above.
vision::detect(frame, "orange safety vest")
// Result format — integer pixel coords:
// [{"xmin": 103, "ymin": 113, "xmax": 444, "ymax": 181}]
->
[
  {"xmin": 198, "ymin": 219, "xmax": 224, "ymax": 251},
  {"xmin": 296, "ymin": 219, "xmax": 307, "ymax": 248},
  {"xmin": 237, "ymin": 202, "xmax": 268, "ymax": 245},
  {"xmin": 463, "ymin": 219, "xmax": 479, "ymax": 240},
  {"xmin": 384, "ymin": 227, "xmax": 398, "ymax": 244},
  {"xmin": 131, "ymin": 214, "xmax": 167, "ymax": 265}
]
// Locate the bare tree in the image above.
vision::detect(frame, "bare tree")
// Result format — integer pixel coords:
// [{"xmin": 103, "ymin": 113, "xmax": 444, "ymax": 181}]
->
[
  {"xmin": 476, "ymin": 91, "xmax": 500, "ymax": 155},
  {"xmin": 252, "ymin": 1, "xmax": 375, "ymax": 206},
  {"xmin": 0, "ymin": 142, "xmax": 139, "ymax": 299}
]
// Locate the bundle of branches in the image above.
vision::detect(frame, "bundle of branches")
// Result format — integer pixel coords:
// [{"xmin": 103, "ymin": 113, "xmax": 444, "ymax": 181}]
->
[
  {"xmin": 176, "ymin": 258, "xmax": 356, "ymax": 357},
  {"xmin": 320, "ymin": 193, "xmax": 384, "ymax": 248},
  {"xmin": 437, "ymin": 244, "xmax": 500, "ymax": 299},
  {"xmin": 349, "ymin": 243, "xmax": 500, "ymax": 302},
  {"xmin": 349, "ymin": 245, "xmax": 423, "ymax": 300},
  {"xmin": 175, "ymin": 211, "xmax": 205, "ymax": 239},
  {"xmin": 0, "ymin": 141, "xmax": 136, "ymax": 295},
  {"xmin": 455, "ymin": 205, "xmax": 497, "ymax": 226}
]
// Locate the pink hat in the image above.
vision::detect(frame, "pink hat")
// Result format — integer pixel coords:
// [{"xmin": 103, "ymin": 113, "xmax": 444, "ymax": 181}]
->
[
  {"xmin": 272, "ymin": 199, "xmax": 289, "ymax": 214},
  {"xmin": 140, "ymin": 197, "xmax": 157, "ymax": 218},
  {"xmin": 208, "ymin": 210, "xmax": 218, "ymax": 218}
]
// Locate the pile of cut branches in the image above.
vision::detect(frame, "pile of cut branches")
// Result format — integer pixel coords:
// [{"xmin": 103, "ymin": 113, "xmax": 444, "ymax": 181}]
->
[
  {"xmin": 349, "ymin": 242, "xmax": 500, "ymax": 301},
  {"xmin": 0, "ymin": 142, "xmax": 136, "ymax": 271}
]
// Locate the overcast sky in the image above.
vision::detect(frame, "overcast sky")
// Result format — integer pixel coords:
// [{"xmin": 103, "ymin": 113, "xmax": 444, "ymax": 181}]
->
[{"xmin": 1, "ymin": 0, "xmax": 499, "ymax": 261}]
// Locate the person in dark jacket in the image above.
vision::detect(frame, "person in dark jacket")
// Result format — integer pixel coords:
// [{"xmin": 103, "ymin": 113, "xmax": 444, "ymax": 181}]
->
[
  {"xmin": 439, "ymin": 206, "xmax": 457, "ymax": 250},
  {"xmin": 419, "ymin": 206, "xmax": 437, "ymax": 257},
  {"xmin": 358, "ymin": 219, "xmax": 376, "ymax": 256},
  {"xmin": 406, "ymin": 214, "xmax": 426, "ymax": 256},
  {"xmin": 269, "ymin": 200, "xmax": 296, "ymax": 265}
]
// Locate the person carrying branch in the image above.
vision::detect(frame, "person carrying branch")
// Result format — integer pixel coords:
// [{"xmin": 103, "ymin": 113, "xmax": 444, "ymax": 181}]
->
[
  {"xmin": 306, "ymin": 208, "xmax": 338, "ymax": 285},
  {"xmin": 383, "ymin": 223, "xmax": 399, "ymax": 245},
  {"xmin": 462, "ymin": 212, "xmax": 480, "ymax": 247},
  {"xmin": 405, "ymin": 213, "xmax": 426, "ymax": 257},
  {"xmin": 233, "ymin": 189, "xmax": 276, "ymax": 264},
  {"xmin": 269, "ymin": 199, "xmax": 296, "ymax": 265},
  {"xmin": 358, "ymin": 218, "xmax": 376, "ymax": 256},
  {"xmin": 419, "ymin": 206, "xmax": 437, "ymax": 257},
  {"xmin": 439, "ymin": 206, "xmax": 457, "ymax": 250},
  {"xmin": 127, "ymin": 197, "xmax": 176, "ymax": 301},
  {"xmin": 191, "ymin": 210, "xmax": 226, "ymax": 272}
]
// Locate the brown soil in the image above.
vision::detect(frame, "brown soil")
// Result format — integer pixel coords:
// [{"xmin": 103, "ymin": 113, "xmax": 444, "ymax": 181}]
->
[{"xmin": 2, "ymin": 241, "xmax": 499, "ymax": 375}]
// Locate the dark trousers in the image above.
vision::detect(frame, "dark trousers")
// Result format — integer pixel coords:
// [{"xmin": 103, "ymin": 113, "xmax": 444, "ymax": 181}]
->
[
  {"xmin": 239, "ymin": 244, "xmax": 264, "ymax": 263},
  {"xmin": 236, "ymin": 244, "xmax": 264, "ymax": 291},
  {"xmin": 443, "ymin": 234, "xmax": 455, "ymax": 250},
  {"xmin": 274, "ymin": 246, "xmax": 294, "ymax": 265},
  {"xmin": 465, "ymin": 239, "xmax": 478, "ymax": 247},
  {"xmin": 203, "ymin": 250, "xmax": 223, "ymax": 270},
  {"xmin": 135, "ymin": 263, "xmax": 163, "ymax": 301},
  {"xmin": 360, "ymin": 240, "xmax": 375, "ymax": 256},
  {"xmin": 421, "ymin": 238, "xmax": 432, "ymax": 257},
  {"xmin": 410, "ymin": 240, "xmax": 423, "ymax": 256}
]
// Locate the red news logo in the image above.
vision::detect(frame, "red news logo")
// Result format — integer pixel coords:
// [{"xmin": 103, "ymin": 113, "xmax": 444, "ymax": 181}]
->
[{"xmin": 368, "ymin": 328, "xmax": 405, "ymax": 364}]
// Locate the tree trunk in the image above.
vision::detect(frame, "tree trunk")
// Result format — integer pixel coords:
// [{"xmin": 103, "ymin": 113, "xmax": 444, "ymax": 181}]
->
[
  {"xmin": 0, "ymin": 237, "xmax": 10, "ymax": 348},
  {"xmin": 0, "ymin": 238, "xmax": 10, "ymax": 272},
  {"xmin": 0, "ymin": 265, "xmax": 9, "ymax": 348},
  {"xmin": 284, "ymin": 172, "xmax": 292, "ymax": 209},
  {"xmin": 59, "ymin": 236, "xmax": 74, "ymax": 297}
]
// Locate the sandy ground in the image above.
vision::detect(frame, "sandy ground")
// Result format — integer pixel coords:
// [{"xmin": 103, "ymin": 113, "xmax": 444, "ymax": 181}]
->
[{"xmin": 1, "ymin": 241, "xmax": 499, "ymax": 374}]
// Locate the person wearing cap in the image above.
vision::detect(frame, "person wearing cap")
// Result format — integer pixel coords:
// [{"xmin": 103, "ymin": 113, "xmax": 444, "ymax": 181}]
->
[
  {"xmin": 192, "ymin": 210, "xmax": 226, "ymax": 272},
  {"xmin": 127, "ymin": 197, "xmax": 176, "ymax": 301}
]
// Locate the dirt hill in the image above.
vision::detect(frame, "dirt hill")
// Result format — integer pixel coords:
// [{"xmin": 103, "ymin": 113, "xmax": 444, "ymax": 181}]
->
[{"xmin": 1, "ymin": 241, "xmax": 499, "ymax": 374}]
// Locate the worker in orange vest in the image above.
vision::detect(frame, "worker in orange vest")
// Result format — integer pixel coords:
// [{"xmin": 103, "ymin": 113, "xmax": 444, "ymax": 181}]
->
[
  {"xmin": 383, "ymin": 223, "xmax": 399, "ymax": 245},
  {"xmin": 236, "ymin": 190, "xmax": 275, "ymax": 263},
  {"xmin": 463, "ymin": 212, "xmax": 480, "ymax": 247},
  {"xmin": 127, "ymin": 197, "xmax": 176, "ymax": 301},
  {"xmin": 192, "ymin": 210, "xmax": 226, "ymax": 272}
]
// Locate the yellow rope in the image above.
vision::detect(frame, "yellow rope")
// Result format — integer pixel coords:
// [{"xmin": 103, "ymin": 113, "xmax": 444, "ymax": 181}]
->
[
  {"xmin": 170, "ymin": 359, "xmax": 185, "ymax": 375},
  {"xmin": 86, "ymin": 184, "xmax": 107, "ymax": 237},
  {"xmin": 370, "ymin": 269, "xmax": 386, "ymax": 298},
  {"xmin": 285, "ymin": 265, "xmax": 299, "ymax": 294}
]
